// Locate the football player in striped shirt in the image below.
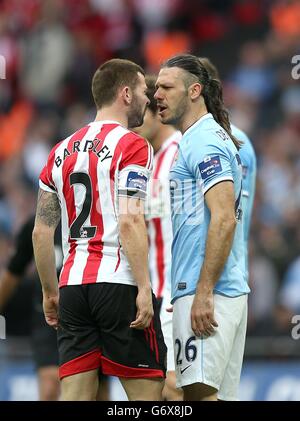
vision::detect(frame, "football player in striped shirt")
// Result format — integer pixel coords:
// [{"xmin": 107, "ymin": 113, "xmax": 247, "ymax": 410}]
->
[
  {"xmin": 33, "ymin": 59, "xmax": 167, "ymax": 401},
  {"xmin": 134, "ymin": 75, "xmax": 183, "ymax": 400}
]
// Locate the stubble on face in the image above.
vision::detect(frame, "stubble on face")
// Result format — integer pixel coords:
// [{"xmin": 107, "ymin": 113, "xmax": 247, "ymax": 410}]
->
[
  {"xmin": 128, "ymin": 92, "xmax": 147, "ymax": 128},
  {"xmin": 156, "ymin": 67, "xmax": 190, "ymax": 128},
  {"xmin": 161, "ymin": 94, "xmax": 189, "ymax": 127},
  {"xmin": 128, "ymin": 72, "xmax": 148, "ymax": 129},
  {"xmin": 133, "ymin": 108, "xmax": 157, "ymax": 141}
]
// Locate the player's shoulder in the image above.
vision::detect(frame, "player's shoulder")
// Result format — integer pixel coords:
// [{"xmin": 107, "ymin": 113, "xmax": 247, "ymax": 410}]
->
[
  {"xmin": 123, "ymin": 129, "xmax": 148, "ymax": 145},
  {"xmin": 231, "ymin": 124, "xmax": 251, "ymax": 145},
  {"xmin": 117, "ymin": 129, "xmax": 153, "ymax": 170},
  {"xmin": 120, "ymin": 129, "xmax": 152, "ymax": 157},
  {"xmin": 231, "ymin": 124, "xmax": 256, "ymax": 162},
  {"xmin": 231, "ymin": 124, "xmax": 254, "ymax": 151},
  {"xmin": 187, "ymin": 114, "xmax": 228, "ymax": 146},
  {"xmin": 47, "ymin": 139, "xmax": 64, "ymax": 158}
]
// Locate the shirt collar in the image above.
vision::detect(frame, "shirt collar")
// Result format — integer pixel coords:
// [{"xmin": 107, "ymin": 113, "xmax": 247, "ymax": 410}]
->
[{"xmin": 184, "ymin": 113, "xmax": 213, "ymax": 137}]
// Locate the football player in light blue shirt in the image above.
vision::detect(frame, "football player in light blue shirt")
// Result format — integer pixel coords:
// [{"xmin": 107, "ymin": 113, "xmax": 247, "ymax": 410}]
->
[
  {"xmin": 232, "ymin": 125, "xmax": 257, "ymax": 277},
  {"xmin": 199, "ymin": 57, "xmax": 257, "ymax": 280},
  {"xmin": 169, "ymin": 116, "xmax": 249, "ymax": 302},
  {"xmin": 155, "ymin": 54, "xmax": 249, "ymax": 401}
]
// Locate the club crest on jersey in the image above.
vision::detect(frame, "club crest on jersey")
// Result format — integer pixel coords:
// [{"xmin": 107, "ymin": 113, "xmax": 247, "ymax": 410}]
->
[
  {"xmin": 199, "ymin": 156, "xmax": 222, "ymax": 180},
  {"xmin": 79, "ymin": 228, "xmax": 88, "ymax": 238},
  {"xmin": 126, "ymin": 171, "xmax": 147, "ymax": 192}
]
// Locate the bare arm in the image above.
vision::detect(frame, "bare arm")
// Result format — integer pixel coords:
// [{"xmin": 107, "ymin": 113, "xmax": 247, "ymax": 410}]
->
[
  {"xmin": 118, "ymin": 196, "xmax": 153, "ymax": 329},
  {"xmin": 32, "ymin": 189, "xmax": 60, "ymax": 327},
  {"xmin": 191, "ymin": 181, "xmax": 237, "ymax": 336},
  {"xmin": 198, "ymin": 181, "xmax": 237, "ymax": 290}
]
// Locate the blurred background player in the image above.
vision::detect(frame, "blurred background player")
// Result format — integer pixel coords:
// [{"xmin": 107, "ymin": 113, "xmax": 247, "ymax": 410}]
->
[
  {"xmin": 134, "ymin": 75, "xmax": 182, "ymax": 401},
  {"xmin": 33, "ymin": 59, "xmax": 166, "ymax": 401},
  {"xmin": 198, "ymin": 57, "xmax": 257, "ymax": 281},
  {"xmin": 0, "ymin": 215, "xmax": 60, "ymax": 401}
]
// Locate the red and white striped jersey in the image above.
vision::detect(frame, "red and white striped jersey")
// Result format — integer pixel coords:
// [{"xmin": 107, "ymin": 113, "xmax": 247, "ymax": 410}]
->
[
  {"xmin": 146, "ymin": 131, "xmax": 181, "ymax": 298},
  {"xmin": 39, "ymin": 120, "xmax": 153, "ymax": 288}
]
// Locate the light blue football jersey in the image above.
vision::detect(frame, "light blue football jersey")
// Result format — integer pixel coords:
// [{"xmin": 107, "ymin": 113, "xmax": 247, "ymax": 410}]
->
[
  {"xmin": 231, "ymin": 124, "xmax": 257, "ymax": 280},
  {"xmin": 231, "ymin": 125, "xmax": 257, "ymax": 243},
  {"xmin": 169, "ymin": 113, "xmax": 250, "ymax": 303}
]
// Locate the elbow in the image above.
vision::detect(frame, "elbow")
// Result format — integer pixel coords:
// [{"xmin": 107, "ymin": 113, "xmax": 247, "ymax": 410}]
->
[
  {"xmin": 32, "ymin": 224, "xmax": 53, "ymax": 246},
  {"xmin": 119, "ymin": 214, "xmax": 143, "ymax": 235},
  {"xmin": 213, "ymin": 213, "xmax": 237, "ymax": 234},
  {"xmin": 222, "ymin": 214, "xmax": 237, "ymax": 233},
  {"xmin": 32, "ymin": 226, "xmax": 43, "ymax": 248},
  {"xmin": 119, "ymin": 219, "xmax": 133, "ymax": 243}
]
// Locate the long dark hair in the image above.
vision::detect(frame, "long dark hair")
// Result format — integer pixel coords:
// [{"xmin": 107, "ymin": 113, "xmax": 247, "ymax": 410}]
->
[{"xmin": 163, "ymin": 54, "xmax": 241, "ymax": 150}]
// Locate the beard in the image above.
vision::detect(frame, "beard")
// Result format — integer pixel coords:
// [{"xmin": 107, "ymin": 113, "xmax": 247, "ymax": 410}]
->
[
  {"xmin": 160, "ymin": 96, "xmax": 188, "ymax": 127},
  {"xmin": 128, "ymin": 94, "xmax": 146, "ymax": 129}
]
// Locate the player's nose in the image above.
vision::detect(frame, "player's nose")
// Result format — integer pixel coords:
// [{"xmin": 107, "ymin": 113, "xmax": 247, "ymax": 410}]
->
[{"xmin": 154, "ymin": 88, "xmax": 162, "ymax": 100}]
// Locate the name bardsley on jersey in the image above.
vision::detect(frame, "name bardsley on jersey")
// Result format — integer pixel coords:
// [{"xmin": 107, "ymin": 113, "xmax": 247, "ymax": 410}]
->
[{"xmin": 55, "ymin": 138, "xmax": 113, "ymax": 168}]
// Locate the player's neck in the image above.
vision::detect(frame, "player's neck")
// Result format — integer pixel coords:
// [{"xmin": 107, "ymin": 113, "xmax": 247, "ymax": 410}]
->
[
  {"xmin": 180, "ymin": 104, "xmax": 208, "ymax": 134},
  {"xmin": 152, "ymin": 125, "xmax": 177, "ymax": 154},
  {"xmin": 94, "ymin": 108, "xmax": 128, "ymax": 128}
]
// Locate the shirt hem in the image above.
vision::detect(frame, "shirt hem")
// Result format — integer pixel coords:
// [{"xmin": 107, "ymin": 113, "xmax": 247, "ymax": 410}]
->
[{"xmin": 59, "ymin": 278, "xmax": 137, "ymax": 288}]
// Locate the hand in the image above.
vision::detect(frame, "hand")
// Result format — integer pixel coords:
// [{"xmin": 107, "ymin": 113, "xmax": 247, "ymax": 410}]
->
[
  {"xmin": 191, "ymin": 289, "xmax": 218, "ymax": 337},
  {"xmin": 43, "ymin": 293, "xmax": 59, "ymax": 329},
  {"xmin": 130, "ymin": 287, "xmax": 154, "ymax": 330}
]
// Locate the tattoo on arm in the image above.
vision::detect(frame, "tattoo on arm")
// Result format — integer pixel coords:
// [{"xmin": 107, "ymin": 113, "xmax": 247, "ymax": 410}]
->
[{"xmin": 36, "ymin": 189, "xmax": 61, "ymax": 228}]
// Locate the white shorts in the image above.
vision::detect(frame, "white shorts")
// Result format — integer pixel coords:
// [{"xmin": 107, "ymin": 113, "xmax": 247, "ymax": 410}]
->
[
  {"xmin": 173, "ymin": 293, "xmax": 248, "ymax": 401},
  {"xmin": 160, "ymin": 290, "xmax": 175, "ymax": 372}
]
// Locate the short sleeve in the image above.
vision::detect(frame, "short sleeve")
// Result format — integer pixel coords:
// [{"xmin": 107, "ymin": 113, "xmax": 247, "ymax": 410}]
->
[
  {"xmin": 39, "ymin": 165, "xmax": 56, "ymax": 193},
  {"xmin": 118, "ymin": 134, "xmax": 153, "ymax": 201},
  {"xmin": 186, "ymin": 133, "xmax": 234, "ymax": 194}
]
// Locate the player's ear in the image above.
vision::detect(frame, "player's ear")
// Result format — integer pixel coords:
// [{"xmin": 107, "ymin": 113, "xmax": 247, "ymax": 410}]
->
[
  {"xmin": 190, "ymin": 83, "xmax": 202, "ymax": 101},
  {"xmin": 121, "ymin": 86, "xmax": 132, "ymax": 105}
]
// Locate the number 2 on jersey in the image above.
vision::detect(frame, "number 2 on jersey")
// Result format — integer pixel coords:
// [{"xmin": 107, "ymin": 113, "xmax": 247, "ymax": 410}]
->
[{"xmin": 69, "ymin": 172, "xmax": 97, "ymax": 239}]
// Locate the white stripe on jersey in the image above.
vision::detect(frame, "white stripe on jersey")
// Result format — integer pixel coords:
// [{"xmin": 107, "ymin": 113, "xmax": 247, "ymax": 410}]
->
[
  {"xmin": 96, "ymin": 125, "xmax": 128, "ymax": 282},
  {"xmin": 39, "ymin": 180, "xmax": 55, "ymax": 193},
  {"xmin": 62, "ymin": 125, "xmax": 102, "ymax": 284},
  {"xmin": 146, "ymin": 140, "xmax": 154, "ymax": 170},
  {"xmin": 52, "ymin": 134, "xmax": 73, "ymax": 268},
  {"xmin": 43, "ymin": 121, "xmax": 153, "ymax": 287},
  {"xmin": 67, "ymin": 140, "xmax": 93, "ymax": 285},
  {"xmin": 147, "ymin": 131, "xmax": 181, "ymax": 298}
]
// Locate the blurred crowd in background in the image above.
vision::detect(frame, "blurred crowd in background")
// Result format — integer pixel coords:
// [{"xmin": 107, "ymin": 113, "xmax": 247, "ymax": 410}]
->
[{"xmin": 0, "ymin": 0, "xmax": 300, "ymax": 345}]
